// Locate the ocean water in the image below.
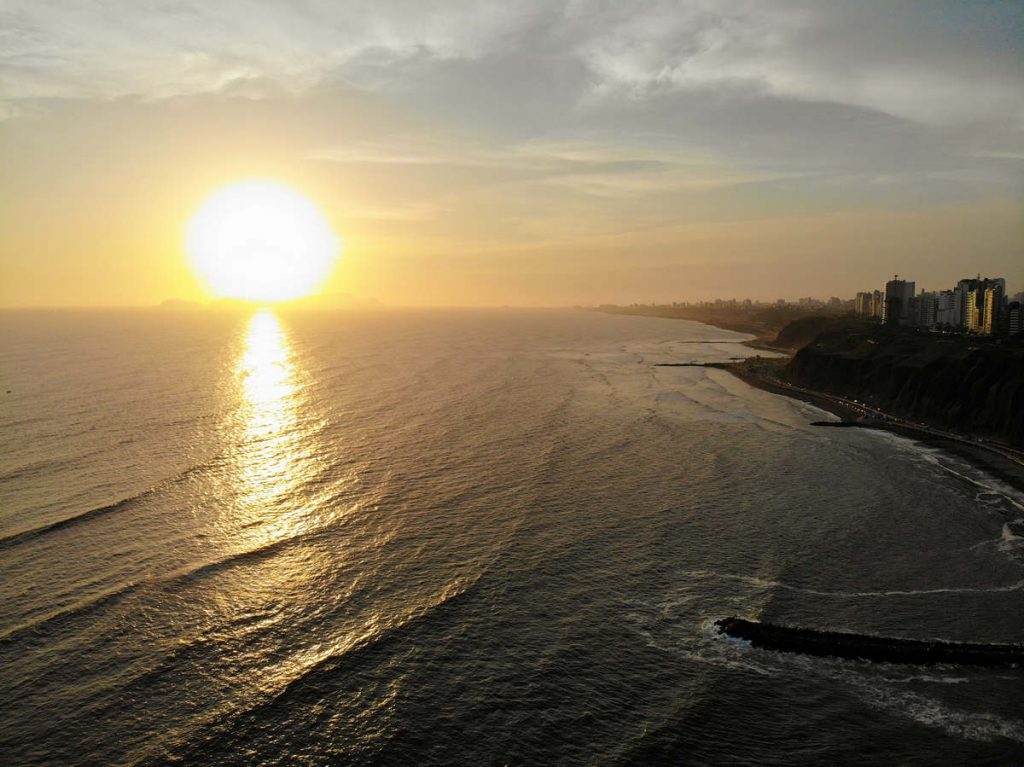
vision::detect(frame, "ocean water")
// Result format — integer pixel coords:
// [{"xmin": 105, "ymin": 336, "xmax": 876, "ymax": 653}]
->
[{"xmin": 1, "ymin": 307, "xmax": 1022, "ymax": 766}]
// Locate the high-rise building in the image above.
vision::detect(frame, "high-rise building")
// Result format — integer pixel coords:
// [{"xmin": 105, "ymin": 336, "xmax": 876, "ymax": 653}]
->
[
  {"xmin": 957, "ymin": 278, "xmax": 979, "ymax": 329},
  {"xmin": 917, "ymin": 291, "xmax": 937, "ymax": 328},
  {"xmin": 935, "ymin": 288, "xmax": 962, "ymax": 328},
  {"xmin": 959, "ymin": 277, "xmax": 1005, "ymax": 333},
  {"xmin": 871, "ymin": 290, "xmax": 883, "ymax": 318},
  {"xmin": 882, "ymin": 276, "xmax": 915, "ymax": 325},
  {"xmin": 855, "ymin": 292, "xmax": 873, "ymax": 316},
  {"xmin": 966, "ymin": 289, "xmax": 983, "ymax": 332},
  {"xmin": 1008, "ymin": 301, "xmax": 1022, "ymax": 336},
  {"xmin": 982, "ymin": 284, "xmax": 1004, "ymax": 335}
]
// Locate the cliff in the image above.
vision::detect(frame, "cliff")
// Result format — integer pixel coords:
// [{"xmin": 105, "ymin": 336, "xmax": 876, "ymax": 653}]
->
[{"xmin": 782, "ymin": 326, "xmax": 1024, "ymax": 446}]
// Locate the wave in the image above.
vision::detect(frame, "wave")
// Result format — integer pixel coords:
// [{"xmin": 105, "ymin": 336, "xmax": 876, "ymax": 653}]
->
[
  {"xmin": 121, "ymin": 572, "xmax": 486, "ymax": 766},
  {"xmin": 850, "ymin": 678, "xmax": 1024, "ymax": 744},
  {"xmin": 0, "ymin": 495, "xmax": 149, "ymax": 550},
  {"xmin": 874, "ymin": 435, "xmax": 1024, "ymax": 510},
  {"xmin": 0, "ymin": 546, "xmax": 315, "ymax": 650},
  {"xmin": 0, "ymin": 493, "xmax": 383, "ymax": 644},
  {"xmin": 162, "ymin": 521, "xmax": 365, "ymax": 588},
  {"xmin": 677, "ymin": 568, "xmax": 1024, "ymax": 599},
  {"xmin": 0, "ymin": 542, "xmax": 327, "ymax": 647},
  {"xmin": 0, "ymin": 455, "xmax": 75, "ymax": 485},
  {"xmin": 0, "ymin": 580, "xmax": 143, "ymax": 645},
  {"xmin": 261, "ymin": 573, "xmax": 482, "ymax": 708},
  {"xmin": 0, "ymin": 459, "xmax": 216, "ymax": 550}
]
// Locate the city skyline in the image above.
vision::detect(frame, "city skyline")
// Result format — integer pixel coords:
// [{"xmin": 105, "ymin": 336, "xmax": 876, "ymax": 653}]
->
[{"xmin": 607, "ymin": 269, "xmax": 1021, "ymax": 309}]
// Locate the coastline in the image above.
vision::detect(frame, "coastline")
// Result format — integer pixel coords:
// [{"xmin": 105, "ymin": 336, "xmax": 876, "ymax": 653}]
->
[
  {"xmin": 723, "ymin": 359, "xmax": 1024, "ymax": 492},
  {"xmin": 697, "ymin": 323, "xmax": 1024, "ymax": 494}
]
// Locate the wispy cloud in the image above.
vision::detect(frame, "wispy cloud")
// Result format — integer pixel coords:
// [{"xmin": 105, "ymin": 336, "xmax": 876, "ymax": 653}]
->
[
  {"xmin": 4, "ymin": 1, "xmax": 1021, "ymax": 126},
  {"xmin": 5, "ymin": 1, "xmax": 1020, "ymax": 188}
]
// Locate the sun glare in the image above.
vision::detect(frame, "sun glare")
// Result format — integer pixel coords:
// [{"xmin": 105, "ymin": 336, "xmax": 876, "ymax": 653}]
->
[{"xmin": 186, "ymin": 180, "xmax": 340, "ymax": 302}]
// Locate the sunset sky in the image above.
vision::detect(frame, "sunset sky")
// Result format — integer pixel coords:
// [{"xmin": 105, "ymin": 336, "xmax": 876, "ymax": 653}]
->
[{"xmin": 1, "ymin": 1, "xmax": 1021, "ymax": 307}]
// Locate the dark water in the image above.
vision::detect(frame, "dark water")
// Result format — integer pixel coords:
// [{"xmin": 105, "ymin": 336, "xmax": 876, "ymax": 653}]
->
[{"xmin": 1, "ymin": 308, "xmax": 1021, "ymax": 766}]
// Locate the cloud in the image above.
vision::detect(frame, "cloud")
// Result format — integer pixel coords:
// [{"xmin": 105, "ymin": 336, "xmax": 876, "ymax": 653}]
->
[
  {"xmin": 567, "ymin": 1, "xmax": 1024, "ymax": 127},
  {"xmin": 0, "ymin": 1, "xmax": 548, "ymax": 100},
  {"xmin": 3, "ymin": 2, "xmax": 1019, "ymax": 124},
  {"xmin": 1, "ymin": 1, "xmax": 1020, "ymax": 249}
]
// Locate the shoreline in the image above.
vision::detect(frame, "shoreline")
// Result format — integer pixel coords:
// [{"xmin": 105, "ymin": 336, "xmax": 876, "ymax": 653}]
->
[
  {"xmin": 647, "ymin": 317, "xmax": 1024, "ymax": 494},
  {"xmin": 720, "ymin": 358, "xmax": 1024, "ymax": 494}
]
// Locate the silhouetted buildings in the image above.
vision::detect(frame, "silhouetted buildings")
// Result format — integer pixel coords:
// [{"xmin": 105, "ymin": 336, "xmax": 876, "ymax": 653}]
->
[
  {"xmin": 935, "ymin": 289, "xmax": 961, "ymax": 327},
  {"xmin": 917, "ymin": 290, "xmax": 937, "ymax": 328},
  {"xmin": 953, "ymin": 277, "xmax": 1004, "ymax": 334},
  {"xmin": 986, "ymin": 281, "xmax": 1006, "ymax": 333},
  {"xmin": 855, "ymin": 292, "xmax": 873, "ymax": 316},
  {"xmin": 629, "ymin": 270, "xmax": 1018, "ymax": 338},
  {"xmin": 882, "ymin": 276, "xmax": 915, "ymax": 325},
  {"xmin": 1009, "ymin": 302, "xmax": 1022, "ymax": 336},
  {"xmin": 854, "ymin": 274, "xmax": 1017, "ymax": 336}
]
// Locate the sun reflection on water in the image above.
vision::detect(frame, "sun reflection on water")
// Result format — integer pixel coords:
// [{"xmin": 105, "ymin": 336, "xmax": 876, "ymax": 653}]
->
[
  {"xmin": 175, "ymin": 311, "xmax": 486, "ymax": 726},
  {"xmin": 228, "ymin": 308, "xmax": 362, "ymax": 553},
  {"xmin": 240, "ymin": 309, "xmax": 296, "ymax": 413},
  {"xmin": 232, "ymin": 309, "xmax": 311, "ymax": 546},
  {"xmin": 187, "ymin": 310, "xmax": 397, "ymax": 715}
]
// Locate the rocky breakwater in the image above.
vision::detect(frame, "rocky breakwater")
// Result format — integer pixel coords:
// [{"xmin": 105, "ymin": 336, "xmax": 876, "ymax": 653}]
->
[{"xmin": 716, "ymin": 617, "xmax": 1024, "ymax": 668}]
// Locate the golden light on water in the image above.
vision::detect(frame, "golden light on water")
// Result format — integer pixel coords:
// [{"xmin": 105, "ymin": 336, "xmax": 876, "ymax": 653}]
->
[
  {"xmin": 186, "ymin": 180, "xmax": 340, "ymax": 302},
  {"xmin": 214, "ymin": 310, "xmax": 389, "ymax": 699},
  {"xmin": 229, "ymin": 310, "xmax": 361, "ymax": 551},
  {"xmin": 233, "ymin": 309, "xmax": 309, "ymax": 541},
  {"xmin": 240, "ymin": 309, "xmax": 296, "ymax": 413}
]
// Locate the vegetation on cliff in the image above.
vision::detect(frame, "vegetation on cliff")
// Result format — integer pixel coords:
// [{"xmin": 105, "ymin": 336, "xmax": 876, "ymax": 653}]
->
[{"xmin": 770, "ymin": 316, "xmax": 869, "ymax": 349}]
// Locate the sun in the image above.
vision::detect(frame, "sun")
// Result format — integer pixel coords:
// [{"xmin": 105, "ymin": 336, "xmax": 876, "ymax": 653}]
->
[{"xmin": 186, "ymin": 180, "xmax": 340, "ymax": 302}]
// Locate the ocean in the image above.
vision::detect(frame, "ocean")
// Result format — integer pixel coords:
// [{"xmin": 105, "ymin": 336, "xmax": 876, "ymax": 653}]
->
[{"xmin": 1, "ymin": 307, "xmax": 1022, "ymax": 765}]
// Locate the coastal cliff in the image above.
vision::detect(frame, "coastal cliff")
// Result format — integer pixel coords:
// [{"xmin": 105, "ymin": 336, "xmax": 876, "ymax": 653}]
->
[{"xmin": 780, "ymin": 325, "xmax": 1024, "ymax": 447}]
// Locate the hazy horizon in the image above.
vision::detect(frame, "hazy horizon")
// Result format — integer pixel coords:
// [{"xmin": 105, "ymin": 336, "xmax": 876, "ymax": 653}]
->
[{"xmin": 2, "ymin": 1, "xmax": 1022, "ymax": 308}]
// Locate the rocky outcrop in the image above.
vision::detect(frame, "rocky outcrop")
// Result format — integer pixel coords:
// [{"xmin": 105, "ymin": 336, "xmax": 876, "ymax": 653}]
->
[{"xmin": 783, "ymin": 327, "xmax": 1024, "ymax": 446}]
